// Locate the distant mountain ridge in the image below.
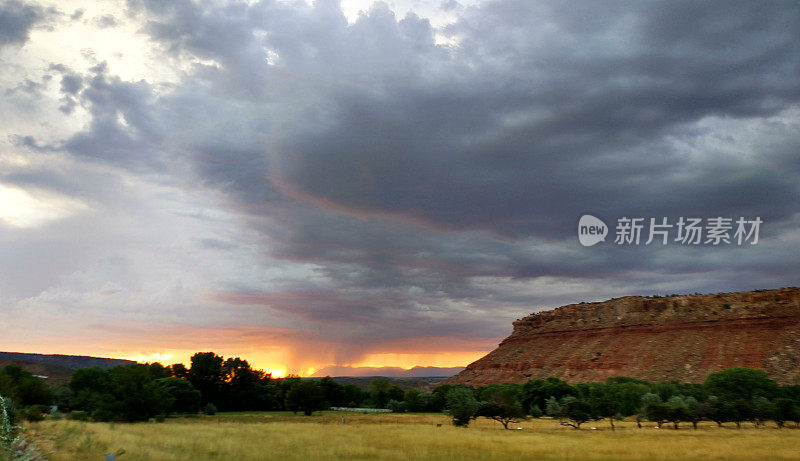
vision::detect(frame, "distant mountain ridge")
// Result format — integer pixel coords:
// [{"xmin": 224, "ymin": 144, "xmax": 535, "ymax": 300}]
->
[
  {"xmin": 310, "ymin": 365, "xmax": 464, "ymax": 378},
  {"xmin": 0, "ymin": 352, "xmax": 135, "ymax": 371}
]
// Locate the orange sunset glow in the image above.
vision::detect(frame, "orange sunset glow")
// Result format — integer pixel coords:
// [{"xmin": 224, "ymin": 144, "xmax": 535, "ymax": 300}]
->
[{"xmin": 98, "ymin": 349, "xmax": 487, "ymax": 378}]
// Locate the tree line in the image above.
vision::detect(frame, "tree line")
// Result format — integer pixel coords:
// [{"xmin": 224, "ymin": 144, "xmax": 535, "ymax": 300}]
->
[
  {"xmin": 442, "ymin": 367, "xmax": 800, "ymax": 429},
  {"xmin": 2, "ymin": 352, "xmax": 799, "ymax": 430},
  {"xmin": 0, "ymin": 352, "xmax": 433, "ymax": 422}
]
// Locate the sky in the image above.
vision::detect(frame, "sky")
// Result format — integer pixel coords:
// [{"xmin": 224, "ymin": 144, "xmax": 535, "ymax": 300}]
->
[{"xmin": 1, "ymin": 0, "xmax": 799, "ymax": 377}]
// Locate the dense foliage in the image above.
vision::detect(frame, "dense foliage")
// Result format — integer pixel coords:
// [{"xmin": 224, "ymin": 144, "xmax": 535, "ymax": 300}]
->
[
  {"xmin": 439, "ymin": 367, "xmax": 800, "ymax": 429},
  {"xmin": 2, "ymin": 354, "xmax": 800, "ymax": 429}
]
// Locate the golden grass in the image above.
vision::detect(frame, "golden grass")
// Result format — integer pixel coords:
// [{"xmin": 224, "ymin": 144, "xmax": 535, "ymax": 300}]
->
[{"xmin": 24, "ymin": 413, "xmax": 800, "ymax": 461}]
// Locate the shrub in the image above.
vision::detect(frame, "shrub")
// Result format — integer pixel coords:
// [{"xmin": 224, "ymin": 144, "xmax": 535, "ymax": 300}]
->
[
  {"xmin": 544, "ymin": 397, "xmax": 561, "ymax": 417},
  {"xmin": 19, "ymin": 406, "xmax": 45, "ymax": 422},
  {"xmin": 203, "ymin": 403, "xmax": 218, "ymax": 415},
  {"xmin": 1, "ymin": 395, "xmax": 39, "ymax": 460},
  {"xmin": 387, "ymin": 399, "xmax": 406, "ymax": 413},
  {"xmin": 91, "ymin": 408, "xmax": 116, "ymax": 422},
  {"xmin": 67, "ymin": 411, "xmax": 89, "ymax": 421}
]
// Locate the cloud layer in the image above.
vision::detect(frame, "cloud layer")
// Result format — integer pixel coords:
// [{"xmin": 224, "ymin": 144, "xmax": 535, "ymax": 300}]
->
[{"xmin": 1, "ymin": 0, "xmax": 799, "ymax": 373}]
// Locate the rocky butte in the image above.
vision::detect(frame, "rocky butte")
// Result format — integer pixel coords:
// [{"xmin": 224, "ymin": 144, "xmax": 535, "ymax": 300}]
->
[{"xmin": 446, "ymin": 287, "xmax": 800, "ymax": 386}]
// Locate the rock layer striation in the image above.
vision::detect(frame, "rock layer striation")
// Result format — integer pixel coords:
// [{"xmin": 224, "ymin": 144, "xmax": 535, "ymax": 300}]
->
[{"xmin": 446, "ymin": 288, "xmax": 800, "ymax": 385}]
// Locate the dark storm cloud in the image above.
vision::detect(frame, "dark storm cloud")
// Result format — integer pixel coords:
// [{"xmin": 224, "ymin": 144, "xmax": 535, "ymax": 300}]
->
[
  {"xmin": 53, "ymin": 63, "xmax": 166, "ymax": 171},
  {"xmin": 112, "ymin": 1, "xmax": 800, "ymax": 308},
  {"xmin": 273, "ymin": 0, "xmax": 800, "ymax": 238}
]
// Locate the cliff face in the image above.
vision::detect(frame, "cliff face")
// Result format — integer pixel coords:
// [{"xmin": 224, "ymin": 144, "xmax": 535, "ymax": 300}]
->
[{"xmin": 446, "ymin": 287, "xmax": 800, "ymax": 385}]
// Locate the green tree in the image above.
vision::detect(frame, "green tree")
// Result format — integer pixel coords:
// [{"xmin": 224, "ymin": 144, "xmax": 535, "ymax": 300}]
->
[
  {"xmin": 147, "ymin": 363, "xmax": 171, "ymax": 379},
  {"xmin": 445, "ymin": 387, "xmax": 480, "ymax": 427},
  {"xmin": 341, "ymin": 384, "xmax": 366, "ymax": 408},
  {"xmin": 684, "ymin": 396, "xmax": 709, "ymax": 429},
  {"xmin": 259, "ymin": 383, "xmax": 284, "ymax": 410},
  {"xmin": 731, "ymin": 398, "xmax": 754, "ymax": 429},
  {"xmin": 637, "ymin": 392, "xmax": 662, "ymax": 428},
  {"xmin": 644, "ymin": 402, "xmax": 670, "ymax": 428},
  {"xmin": 774, "ymin": 398, "xmax": 799, "ymax": 428},
  {"xmin": 68, "ymin": 367, "xmax": 112, "ymax": 412},
  {"xmin": 673, "ymin": 383, "xmax": 708, "ymax": 402},
  {"xmin": 708, "ymin": 397, "xmax": 736, "ymax": 427},
  {"xmin": 188, "ymin": 352, "xmax": 225, "ymax": 406},
  {"xmin": 521, "ymin": 377, "xmax": 572, "ymax": 412},
  {"xmin": 317, "ymin": 377, "xmax": 345, "ymax": 407},
  {"xmin": 753, "ymin": 396, "xmax": 776, "ymax": 427},
  {"xmin": 0, "ymin": 366, "xmax": 55, "ymax": 407},
  {"xmin": 476, "ymin": 386, "xmax": 527, "ymax": 429},
  {"xmin": 156, "ymin": 377, "xmax": 201, "ymax": 414},
  {"xmin": 68, "ymin": 365, "xmax": 172, "ymax": 422},
  {"xmin": 665, "ymin": 396, "xmax": 690, "ymax": 429},
  {"xmin": 284, "ymin": 380, "xmax": 326, "ymax": 416},
  {"xmin": 221, "ymin": 357, "xmax": 271, "ymax": 411},
  {"xmin": 403, "ymin": 389, "xmax": 428, "ymax": 413},
  {"xmin": 779, "ymin": 384, "xmax": 800, "ymax": 402},
  {"xmin": 368, "ymin": 379, "xmax": 404, "ymax": 408},
  {"xmin": 427, "ymin": 385, "xmax": 453, "ymax": 412},
  {"xmin": 604, "ymin": 379, "xmax": 650, "ymax": 416},
  {"xmin": 705, "ymin": 368, "xmax": 778, "ymax": 402},
  {"xmin": 560, "ymin": 399, "xmax": 593, "ymax": 429},
  {"xmin": 105, "ymin": 365, "xmax": 173, "ymax": 422},
  {"xmin": 651, "ymin": 382, "xmax": 679, "ymax": 402},
  {"xmin": 167, "ymin": 363, "xmax": 189, "ymax": 379},
  {"xmin": 594, "ymin": 396, "xmax": 620, "ymax": 430}
]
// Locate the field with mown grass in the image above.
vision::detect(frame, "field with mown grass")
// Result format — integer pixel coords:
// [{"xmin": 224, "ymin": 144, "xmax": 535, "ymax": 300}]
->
[{"xmin": 24, "ymin": 412, "xmax": 800, "ymax": 460}]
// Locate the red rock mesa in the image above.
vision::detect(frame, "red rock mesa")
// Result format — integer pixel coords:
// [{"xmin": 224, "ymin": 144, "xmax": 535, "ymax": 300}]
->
[{"xmin": 446, "ymin": 287, "xmax": 800, "ymax": 385}]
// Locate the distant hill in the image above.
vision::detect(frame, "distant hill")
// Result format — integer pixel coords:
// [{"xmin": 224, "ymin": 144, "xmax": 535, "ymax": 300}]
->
[
  {"xmin": 0, "ymin": 352, "xmax": 135, "ymax": 388},
  {"xmin": 0, "ymin": 359, "xmax": 75, "ymax": 387},
  {"xmin": 314, "ymin": 376, "xmax": 451, "ymax": 391},
  {"xmin": 0, "ymin": 352, "xmax": 134, "ymax": 371},
  {"xmin": 310, "ymin": 365, "xmax": 464, "ymax": 378}
]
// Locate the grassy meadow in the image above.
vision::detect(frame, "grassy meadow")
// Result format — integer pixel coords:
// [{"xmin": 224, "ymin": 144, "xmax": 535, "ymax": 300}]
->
[{"xmin": 24, "ymin": 412, "xmax": 800, "ymax": 461}]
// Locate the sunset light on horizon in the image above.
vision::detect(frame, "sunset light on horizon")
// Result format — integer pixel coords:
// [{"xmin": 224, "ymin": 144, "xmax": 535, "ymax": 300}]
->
[{"xmin": 11, "ymin": 345, "xmax": 490, "ymax": 378}]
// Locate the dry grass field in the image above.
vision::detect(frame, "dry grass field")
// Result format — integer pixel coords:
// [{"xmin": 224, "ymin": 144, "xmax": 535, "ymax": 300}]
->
[{"xmin": 24, "ymin": 412, "xmax": 800, "ymax": 460}]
